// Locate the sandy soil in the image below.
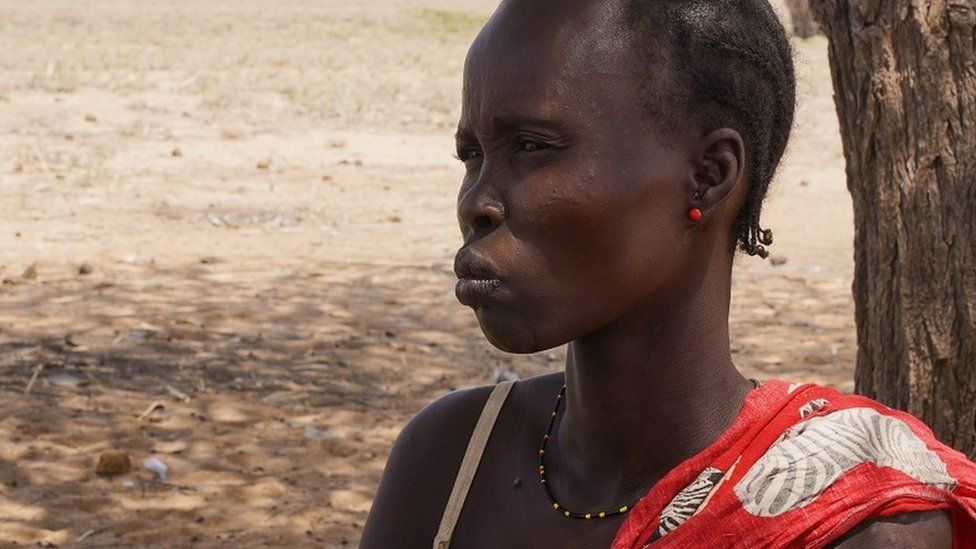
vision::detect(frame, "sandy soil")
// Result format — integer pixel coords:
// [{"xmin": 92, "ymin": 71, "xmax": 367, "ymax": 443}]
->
[{"xmin": 0, "ymin": 1, "xmax": 853, "ymax": 546}]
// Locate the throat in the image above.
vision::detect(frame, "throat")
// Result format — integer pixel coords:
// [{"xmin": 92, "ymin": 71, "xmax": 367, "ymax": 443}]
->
[{"xmin": 544, "ymin": 338, "xmax": 753, "ymax": 510}]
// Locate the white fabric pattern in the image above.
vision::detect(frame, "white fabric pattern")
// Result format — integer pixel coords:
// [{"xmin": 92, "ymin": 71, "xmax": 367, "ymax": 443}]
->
[
  {"xmin": 734, "ymin": 407, "xmax": 957, "ymax": 517},
  {"xmin": 798, "ymin": 398, "xmax": 829, "ymax": 418},
  {"xmin": 655, "ymin": 467, "xmax": 724, "ymax": 538}
]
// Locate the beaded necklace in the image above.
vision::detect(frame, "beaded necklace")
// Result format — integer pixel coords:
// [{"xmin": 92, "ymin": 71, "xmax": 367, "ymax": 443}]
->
[
  {"xmin": 538, "ymin": 385, "xmax": 637, "ymax": 520},
  {"xmin": 539, "ymin": 378, "xmax": 762, "ymax": 519}
]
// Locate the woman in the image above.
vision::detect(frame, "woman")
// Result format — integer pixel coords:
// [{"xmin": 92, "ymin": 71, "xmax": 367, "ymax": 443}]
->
[{"xmin": 361, "ymin": 0, "xmax": 976, "ymax": 547}]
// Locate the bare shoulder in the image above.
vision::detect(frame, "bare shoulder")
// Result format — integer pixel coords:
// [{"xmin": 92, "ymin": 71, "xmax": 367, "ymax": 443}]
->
[
  {"xmin": 359, "ymin": 384, "xmax": 496, "ymax": 548},
  {"xmin": 828, "ymin": 510, "xmax": 953, "ymax": 548}
]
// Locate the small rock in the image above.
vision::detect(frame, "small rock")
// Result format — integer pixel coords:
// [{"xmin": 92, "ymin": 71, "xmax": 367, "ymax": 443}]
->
[
  {"xmin": 21, "ymin": 264, "xmax": 37, "ymax": 280},
  {"xmin": 770, "ymin": 255, "xmax": 788, "ymax": 266},
  {"xmin": 84, "ymin": 113, "xmax": 97, "ymax": 123},
  {"xmin": 304, "ymin": 425, "xmax": 327, "ymax": 440},
  {"xmin": 95, "ymin": 449, "xmax": 131, "ymax": 477},
  {"xmin": 256, "ymin": 159, "xmax": 271, "ymax": 170},
  {"xmin": 800, "ymin": 180, "xmax": 810, "ymax": 187},
  {"xmin": 129, "ymin": 329, "xmax": 155, "ymax": 342},
  {"xmin": 122, "ymin": 479, "xmax": 135, "ymax": 488},
  {"xmin": 387, "ymin": 215, "xmax": 402, "ymax": 223},
  {"xmin": 321, "ymin": 174, "xmax": 333, "ymax": 182},
  {"xmin": 48, "ymin": 373, "xmax": 88, "ymax": 388},
  {"xmin": 78, "ymin": 263, "xmax": 93, "ymax": 275},
  {"xmin": 171, "ymin": 147, "xmax": 183, "ymax": 157},
  {"xmin": 143, "ymin": 457, "xmax": 168, "ymax": 480}
]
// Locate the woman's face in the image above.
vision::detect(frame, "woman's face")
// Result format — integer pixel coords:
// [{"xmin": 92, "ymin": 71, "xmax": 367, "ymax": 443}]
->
[{"xmin": 453, "ymin": 1, "xmax": 700, "ymax": 353}]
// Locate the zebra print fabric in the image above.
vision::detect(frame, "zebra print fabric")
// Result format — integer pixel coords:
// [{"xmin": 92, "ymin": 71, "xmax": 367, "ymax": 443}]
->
[
  {"xmin": 798, "ymin": 398, "xmax": 828, "ymax": 418},
  {"xmin": 734, "ymin": 407, "xmax": 958, "ymax": 517},
  {"xmin": 650, "ymin": 467, "xmax": 724, "ymax": 541}
]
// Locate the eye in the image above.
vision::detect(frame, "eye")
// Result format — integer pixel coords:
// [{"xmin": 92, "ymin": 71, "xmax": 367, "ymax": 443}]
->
[
  {"xmin": 517, "ymin": 137, "xmax": 550, "ymax": 153},
  {"xmin": 456, "ymin": 147, "xmax": 482, "ymax": 162}
]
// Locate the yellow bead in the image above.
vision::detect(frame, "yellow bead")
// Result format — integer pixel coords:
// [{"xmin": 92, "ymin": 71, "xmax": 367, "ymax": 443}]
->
[
  {"xmin": 598, "ymin": 512, "xmax": 606, "ymax": 518},
  {"xmin": 553, "ymin": 503, "xmax": 559, "ymax": 510},
  {"xmin": 619, "ymin": 506, "xmax": 628, "ymax": 513},
  {"xmin": 585, "ymin": 514, "xmax": 592, "ymax": 520},
  {"xmin": 564, "ymin": 511, "xmax": 570, "ymax": 517}
]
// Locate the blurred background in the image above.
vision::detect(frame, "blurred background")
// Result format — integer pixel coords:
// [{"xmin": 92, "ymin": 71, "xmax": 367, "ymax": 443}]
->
[{"xmin": 0, "ymin": 0, "xmax": 852, "ymax": 546}]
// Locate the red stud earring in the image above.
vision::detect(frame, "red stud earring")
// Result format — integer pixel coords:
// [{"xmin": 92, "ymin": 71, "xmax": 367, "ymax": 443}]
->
[{"xmin": 688, "ymin": 207, "xmax": 702, "ymax": 221}]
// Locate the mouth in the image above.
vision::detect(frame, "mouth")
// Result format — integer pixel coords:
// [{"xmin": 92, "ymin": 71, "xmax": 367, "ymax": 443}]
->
[
  {"xmin": 454, "ymin": 247, "xmax": 503, "ymax": 306},
  {"xmin": 455, "ymin": 277, "xmax": 502, "ymax": 305}
]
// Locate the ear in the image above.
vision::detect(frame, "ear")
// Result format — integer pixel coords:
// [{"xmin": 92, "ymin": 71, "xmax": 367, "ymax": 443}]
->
[{"xmin": 689, "ymin": 128, "xmax": 746, "ymax": 218}]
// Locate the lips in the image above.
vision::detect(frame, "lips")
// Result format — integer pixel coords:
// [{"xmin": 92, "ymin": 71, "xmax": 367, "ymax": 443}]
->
[
  {"xmin": 454, "ymin": 247, "xmax": 499, "ymax": 279},
  {"xmin": 454, "ymin": 247, "xmax": 502, "ymax": 305}
]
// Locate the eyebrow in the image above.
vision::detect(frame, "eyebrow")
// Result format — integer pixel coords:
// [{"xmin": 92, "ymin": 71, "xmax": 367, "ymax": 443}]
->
[{"xmin": 455, "ymin": 108, "xmax": 569, "ymax": 142}]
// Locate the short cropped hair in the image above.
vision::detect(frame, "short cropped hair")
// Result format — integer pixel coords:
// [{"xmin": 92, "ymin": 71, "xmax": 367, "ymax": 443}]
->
[{"xmin": 625, "ymin": 0, "xmax": 796, "ymax": 258}]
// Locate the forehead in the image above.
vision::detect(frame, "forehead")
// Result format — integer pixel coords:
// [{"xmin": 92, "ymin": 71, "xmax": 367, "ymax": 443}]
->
[{"xmin": 461, "ymin": 0, "xmax": 644, "ymax": 130}]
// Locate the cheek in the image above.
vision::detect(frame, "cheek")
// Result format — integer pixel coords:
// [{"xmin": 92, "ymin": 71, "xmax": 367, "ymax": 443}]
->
[
  {"xmin": 502, "ymin": 159, "xmax": 683, "ymax": 332},
  {"xmin": 510, "ymin": 162, "xmax": 676, "ymax": 285}
]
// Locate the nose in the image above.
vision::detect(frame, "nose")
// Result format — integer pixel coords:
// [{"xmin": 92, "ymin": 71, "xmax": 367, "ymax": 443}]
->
[{"xmin": 457, "ymin": 180, "xmax": 504, "ymax": 243}]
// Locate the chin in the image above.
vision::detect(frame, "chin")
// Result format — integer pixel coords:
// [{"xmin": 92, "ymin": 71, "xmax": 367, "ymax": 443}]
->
[{"xmin": 475, "ymin": 306, "xmax": 561, "ymax": 354}]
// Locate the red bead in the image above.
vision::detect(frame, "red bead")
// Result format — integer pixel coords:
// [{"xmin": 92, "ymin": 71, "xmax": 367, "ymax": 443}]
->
[{"xmin": 688, "ymin": 207, "xmax": 702, "ymax": 221}]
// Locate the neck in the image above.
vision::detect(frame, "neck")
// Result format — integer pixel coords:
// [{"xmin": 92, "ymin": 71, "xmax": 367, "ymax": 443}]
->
[{"xmin": 551, "ymin": 260, "xmax": 752, "ymax": 507}]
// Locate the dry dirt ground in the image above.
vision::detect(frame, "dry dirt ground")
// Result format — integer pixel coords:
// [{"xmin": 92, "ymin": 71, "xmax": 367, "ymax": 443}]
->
[{"xmin": 0, "ymin": 1, "xmax": 854, "ymax": 547}]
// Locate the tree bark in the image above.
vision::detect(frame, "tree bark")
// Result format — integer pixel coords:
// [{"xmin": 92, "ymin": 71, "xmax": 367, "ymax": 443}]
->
[
  {"xmin": 810, "ymin": 1, "xmax": 976, "ymax": 456},
  {"xmin": 785, "ymin": 0, "xmax": 821, "ymax": 38}
]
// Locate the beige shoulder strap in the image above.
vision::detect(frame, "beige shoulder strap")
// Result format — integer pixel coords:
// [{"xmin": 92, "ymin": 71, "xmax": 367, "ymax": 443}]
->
[{"xmin": 432, "ymin": 380, "xmax": 516, "ymax": 549}]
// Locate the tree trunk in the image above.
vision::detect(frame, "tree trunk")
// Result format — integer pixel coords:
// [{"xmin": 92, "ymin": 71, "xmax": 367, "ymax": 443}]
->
[
  {"xmin": 784, "ymin": 0, "xmax": 821, "ymax": 38},
  {"xmin": 810, "ymin": 1, "xmax": 976, "ymax": 456}
]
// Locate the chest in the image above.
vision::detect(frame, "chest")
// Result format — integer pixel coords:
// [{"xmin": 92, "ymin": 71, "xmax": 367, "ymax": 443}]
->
[{"xmin": 447, "ymin": 421, "xmax": 628, "ymax": 548}]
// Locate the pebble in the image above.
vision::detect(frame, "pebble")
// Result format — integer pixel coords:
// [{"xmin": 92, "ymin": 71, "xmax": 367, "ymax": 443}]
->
[
  {"xmin": 143, "ymin": 457, "xmax": 168, "ymax": 480},
  {"xmin": 48, "ymin": 373, "xmax": 88, "ymax": 388},
  {"xmin": 95, "ymin": 450, "xmax": 131, "ymax": 477}
]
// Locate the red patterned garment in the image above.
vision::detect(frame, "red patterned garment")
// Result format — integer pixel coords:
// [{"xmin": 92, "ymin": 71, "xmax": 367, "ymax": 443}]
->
[{"xmin": 611, "ymin": 380, "xmax": 976, "ymax": 548}]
